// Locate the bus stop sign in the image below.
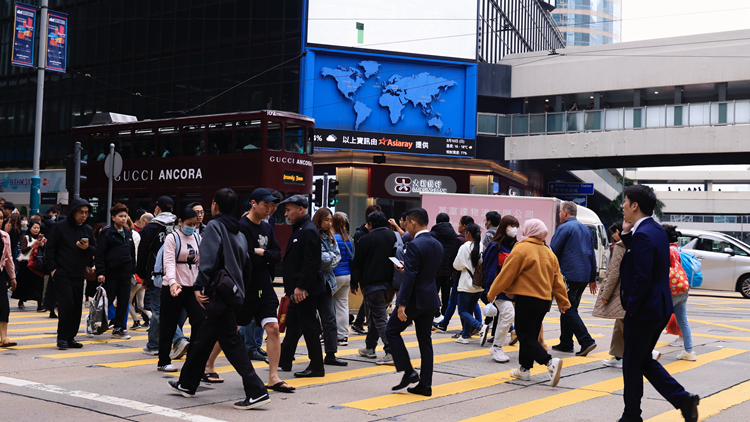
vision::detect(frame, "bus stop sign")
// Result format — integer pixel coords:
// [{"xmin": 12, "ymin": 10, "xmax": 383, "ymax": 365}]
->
[{"xmin": 104, "ymin": 152, "xmax": 123, "ymax": 179}]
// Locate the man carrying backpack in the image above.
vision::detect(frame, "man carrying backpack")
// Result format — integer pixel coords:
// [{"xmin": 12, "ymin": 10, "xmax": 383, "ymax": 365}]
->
[
  {"xmin": 169, "ymin": 188, "xmax": 270, "ymax": 410},
  {"xmin": 137, "ymin": 196, "xmax": 188, "ymax": 358}
]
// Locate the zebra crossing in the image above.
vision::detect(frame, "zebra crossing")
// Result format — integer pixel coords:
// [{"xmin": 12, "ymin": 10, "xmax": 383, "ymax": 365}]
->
[{"xmin": 3, "ymin": 292, "xmax": 750, "ymax": 421}]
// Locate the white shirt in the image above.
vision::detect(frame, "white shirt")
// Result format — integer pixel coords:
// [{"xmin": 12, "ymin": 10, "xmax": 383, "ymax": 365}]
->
[
  {"xmin": 413, "ymin": 229, "xmax": 430, "ymax": 239},
  {"xmin": 624, "ymin": 216, "xmax": 651, "ymax": 235},
  {"xmin": 453, "ymin": 241, "xmax": 485, "ymax": 293}
]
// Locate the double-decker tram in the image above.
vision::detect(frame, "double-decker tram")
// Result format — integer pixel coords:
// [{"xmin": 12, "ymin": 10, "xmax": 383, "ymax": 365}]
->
[{"xmin": 72, "ymin": 110, "xmax": 314, "ymax": 249}]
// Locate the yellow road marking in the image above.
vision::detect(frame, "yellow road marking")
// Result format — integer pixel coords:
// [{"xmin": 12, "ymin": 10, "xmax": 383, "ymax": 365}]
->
[
  {"xmin": 9, "ymin": 317, "xmax": 86, "ymax": 326},
  {"xmin": 343, "ymin": 349, "xmax": 610, "ymax": 411},
  {"xmin": 459, "ymin": 348, "xmax": 746, "ymax": 422},
  {"xmin": 645, "ymin": 379, "xmax": 750, "ymax": 421},
  {"xmin": 688, "ymin": 319, "xmax": 750, "ymax": 333}
]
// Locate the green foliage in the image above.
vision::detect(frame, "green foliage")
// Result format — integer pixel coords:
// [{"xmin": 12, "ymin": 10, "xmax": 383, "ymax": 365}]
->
[{"xmin": 596, "ymin": 177, "xmax": 664, "ymax": 226}]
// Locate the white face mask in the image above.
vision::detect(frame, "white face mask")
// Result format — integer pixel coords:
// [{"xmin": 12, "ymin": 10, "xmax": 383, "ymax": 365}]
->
[{"xmin": 506, "ymin": 227, "xmax": 518, "ymax": 238}]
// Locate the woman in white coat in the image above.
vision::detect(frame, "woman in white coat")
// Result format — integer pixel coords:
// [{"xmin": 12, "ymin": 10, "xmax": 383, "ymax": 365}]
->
[{"xmin": 453, "ymin": 223, "xmax": 485, "ymax": 344}]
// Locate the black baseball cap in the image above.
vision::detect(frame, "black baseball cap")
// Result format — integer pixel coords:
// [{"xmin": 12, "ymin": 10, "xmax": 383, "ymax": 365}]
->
[
  {"xmin": 279, "ymin": 194, "xmax": 309, "ymax": 208},
  {"xmin": 250, "ymin": 188, "xmax": 280, "ymax": 203},
  {"xmin": 155, "ymin": 196, "xmax": 174, "ymax": 211}
]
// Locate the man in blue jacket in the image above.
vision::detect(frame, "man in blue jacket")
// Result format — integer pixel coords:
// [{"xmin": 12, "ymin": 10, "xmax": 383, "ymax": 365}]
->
[
  {"xmin": 550, "ymin": 201, "xmax": 597, "ymax": 357},
  {"xmin": 618, "ymin": 185, "xmax": 698, "ymax": 422},
  {"xmin": 386, "ymin": 207, "xmax": 443, "ymax": 397}
]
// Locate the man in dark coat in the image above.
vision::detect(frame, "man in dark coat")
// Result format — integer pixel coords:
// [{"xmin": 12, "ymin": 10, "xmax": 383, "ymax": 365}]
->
[
  {"xmin": 45, "ymin": 198, "xmax": 96, "ymax": 349},
  {"xmin": 430, "ymin": 213, "xmax": 458, "ymax": 317},
  {"xmin": 278, "ymin": 195, "xmax": 325, "ymax": 378}
]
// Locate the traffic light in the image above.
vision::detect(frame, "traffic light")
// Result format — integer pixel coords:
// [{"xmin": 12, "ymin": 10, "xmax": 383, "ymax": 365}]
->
[
  {"xmin": 65, "ymin": 143, "xmax": 87, "ymax": 198},
  {"xmin": 327, "ymin": 180, "xmax": 339, "ymax": 207},
  {"xmin": 313, "ymin": 178, "xmax": 324, "ymax": 207}
]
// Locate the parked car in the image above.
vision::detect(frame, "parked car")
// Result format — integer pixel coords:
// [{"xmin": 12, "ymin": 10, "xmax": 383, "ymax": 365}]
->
[{"xmin": 677, "ymin": 229, "xmax": 750, "ymax": 298}]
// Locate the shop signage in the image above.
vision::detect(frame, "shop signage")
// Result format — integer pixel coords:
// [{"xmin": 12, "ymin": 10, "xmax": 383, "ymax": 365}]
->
[
  {"xmin": 12, "ymin": 3, "xmax": 37, "ymax": 69},
  {"xmin": 45, "ymin": 10, "xmax": 68, "ymax": 73},
  {"xmin": 316, "ymin": 129, "xmax": 475, "ymax": 158},
  {"xmin": 385, "ymin": 173, "xmax": 457, "ymax": 198},
  {"xmin": 548, "ymin": 182, "xmax": 594, "ymax": 195},
  {"xmin": 283, "ymin": 171, "xmax": 305, "ymax": 185}
]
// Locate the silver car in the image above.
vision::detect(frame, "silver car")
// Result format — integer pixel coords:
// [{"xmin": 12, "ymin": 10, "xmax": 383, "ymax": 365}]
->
[{"xmin": 677, "ymin": 229, "xmax": 750, "ymax": 298}]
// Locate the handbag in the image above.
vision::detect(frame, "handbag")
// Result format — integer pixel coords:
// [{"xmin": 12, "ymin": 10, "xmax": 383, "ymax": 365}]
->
[
  {"xmin": 85, "ymin": 266, "xmax": 97, "ymax": 282},
  {"xmin": 28, "ymin": 243, "xmax": 46, "ymax": 277},
  {"xmin": 277, "ymin": 295, "xmax": 291, "ymax": 333}
]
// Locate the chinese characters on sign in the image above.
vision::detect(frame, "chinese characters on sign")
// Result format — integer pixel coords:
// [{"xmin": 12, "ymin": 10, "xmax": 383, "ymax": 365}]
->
[
  {"xmin": 385, "ymin": 173, "xmax": 457, "ymax": 198},
  {"xmin": 547, "ymin": 182, "xmax": 594, "ymax": 195},
  {"xmin": 46, "ymin": 10, "xmax": 68, "ymax": 73},
  {"xmin": 317, "ymin": 129, "xmax": 475, "ymax": 158},
  {"xmin": 11, "ymin": 3, "xmax": 37, "ymax": 69}
]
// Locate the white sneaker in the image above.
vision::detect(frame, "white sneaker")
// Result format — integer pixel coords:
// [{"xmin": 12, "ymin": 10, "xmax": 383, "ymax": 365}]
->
[
  {"xmin": 433, "ymin": 315, "xmax": 444, "ymax": 324},
  {"xmin": 548, "ymin": 358, "xmax": 563, "ymax": 387},
  {"xmin": 676, "ymin": 350, "xmax": 697, "ymax": 361},
  {"xmin": 602, "ymin": 357, "xmax": 623, "ymax": 368},
  {"xmin": 170, "ymin": 338, "xmax": 189, "ymax": 360},
  {"xmin": 652, "ymin": 350, "xmax": 662, "ymax": 361},
  {"xmin": 510, "ymin": 367, "xmax": 530, "ymax": 381},
  {"xmin": 669, "ymin": 338, "xmax": 683, "ymax": 347},
  {"xmin": 455, "ymin": 336, "xmax": 471, "ymax": 344},
  {"xmin": 490, "ymin": 346, "xmax": 510, "ymax": 363},
  {"xmin": 158, "ymin": 364, "xmax": 179, "ymax": 372},
  {"xmin": 376, "ymin": 353, "xmax": 395, "ymax": 365}
]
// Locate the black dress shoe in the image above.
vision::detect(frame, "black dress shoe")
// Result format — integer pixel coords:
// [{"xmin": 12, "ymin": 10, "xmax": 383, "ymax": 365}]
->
[
  {"xmin": 294, "ymin": 368, "xmax": 325, "ymax": 378},
  {"xmin": 680, "ymin": 394, "xmax": 700, "ymax": 422},
  {"xmin": 551, "ymin": 344, "xmax": 574, "ymax": 353},
  {"xmin": 279, "ymin": 362, "xmax": 293, "ymax": 372},
  {"xmin": 67, "ymin": 338, "xmax": 83, "ymax": 349},
  {"xmin": 407, "ymin": 384, "xmax": 432, "ymax": 396},
  {"xmin": 248, "ymin": 349, "xmax": 269, "ymax": 363},
  {"xmin": 57, "ymin": 340, "xmax": 69, "ymax": 350},
  {"xmin": 258, "ymin": 348, "xmax": 268, "ymax": 357},
  {"xmin": 392, "ymin": 370, "xmax": 420, "ymax": 391},
  {"xmin": 324, "ymin": 356, "xmax": 349, "ymax": 366}
]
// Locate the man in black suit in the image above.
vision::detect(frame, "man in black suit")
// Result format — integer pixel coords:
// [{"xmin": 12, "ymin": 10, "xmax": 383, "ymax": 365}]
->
[
  {"xmin": 278, "ymin": 195, "xmax": 325, "ymax": 378},
  {"xmin": 386, "ymin": 207, "xmax": 443, "ymax": 397},
  {"xmin": 619, "ymin": 185, "xmax": 698, "ymax": 422}
]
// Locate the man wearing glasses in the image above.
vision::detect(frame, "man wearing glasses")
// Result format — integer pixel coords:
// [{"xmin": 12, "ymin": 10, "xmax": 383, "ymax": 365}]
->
[
  {"xmin": 187, "ymin": 202, "xmax": 206, "ymax": 235},
  {"xmin": 45, "ymin": 198, "xmax": 97, "ymax": 349}
]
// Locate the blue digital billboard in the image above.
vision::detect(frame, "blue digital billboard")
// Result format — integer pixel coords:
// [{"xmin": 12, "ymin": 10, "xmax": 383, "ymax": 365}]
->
[{"xmin": 300, "ymin": 49, "xmax": 477, "ymax": 141}]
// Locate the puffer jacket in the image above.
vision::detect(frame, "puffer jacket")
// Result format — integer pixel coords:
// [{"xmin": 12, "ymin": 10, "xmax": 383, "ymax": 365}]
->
[
  {"xmin": 320, "ymin": 232, "xmax": 341, "ymax": 291},
  {"xmin": 592, "ymin": 240, "xmax": 625, "ymax": 319}
]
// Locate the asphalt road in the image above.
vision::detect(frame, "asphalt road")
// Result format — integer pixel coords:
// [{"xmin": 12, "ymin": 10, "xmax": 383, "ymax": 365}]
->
[{"xmin": 2, "ymin": 289, "xmax": 750, "ymax": 422}]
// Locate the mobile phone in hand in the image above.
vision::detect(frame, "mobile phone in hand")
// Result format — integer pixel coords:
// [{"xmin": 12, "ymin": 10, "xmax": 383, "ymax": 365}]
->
[{"xmin": 389, "ymin": 257, "xmax": 403, "ymax": 268}]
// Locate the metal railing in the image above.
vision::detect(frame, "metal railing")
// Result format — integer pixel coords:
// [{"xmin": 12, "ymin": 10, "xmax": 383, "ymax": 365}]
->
[{"xmin": 478, "ymin": 100, "xmax": 750, "ymax": 137}]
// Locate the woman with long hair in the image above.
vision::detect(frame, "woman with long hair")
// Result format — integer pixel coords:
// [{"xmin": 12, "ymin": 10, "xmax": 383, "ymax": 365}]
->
[
  {"xmin": 4, "ymin": 213, "xmax": 22, "ymax": 260},
  {"xmin": 312, "ymin": 208, "xmax": 346, "ymax": 366},
  {"xmin": 331, "ymin": 212, "xmax": 353, "ymax": 345},
  {"xmin": 126, "ymin": 215, "xmax": 150, "ymax": 329},
  {"xmin": 484, "ymin": 215, "xmax": 520, "ymax": 361},
  {"xmin": 12, "ymin": 221, "xmax": 45, "ymax": 311},
  {"xmin": 593, "ymin": 221, "xmax": 628, "ymax": 368},
  {"xmin": 453, "ymin": 223, "xmax": 486, "ymax": 344},
  {"xmin": 488, "ymin": 219, "xmax": 570, "ymax": 387}
]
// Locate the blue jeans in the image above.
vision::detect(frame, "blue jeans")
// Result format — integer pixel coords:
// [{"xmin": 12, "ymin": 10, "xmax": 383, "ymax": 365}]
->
[
  {"xmin": 146, "ymin": 286, "xmax": 186, "ymax": 350},
  {"xmin": 458, "ymin": 291, "xmax": 484, "ymax": 338},
  {"xmin": 240, "ymin": 319, "xmax": 265, "ymax": 352},
  {"xmin": 441, "ymin": 284, "xmax": 481, "ymax": 327},
  {"xmin": 672, "ymin": 293, "xmax": 692, "ymax": 352}
]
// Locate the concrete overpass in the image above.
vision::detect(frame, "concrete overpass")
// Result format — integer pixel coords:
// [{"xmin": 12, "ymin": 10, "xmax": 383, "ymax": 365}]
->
[{"xmin": 478, "ymin": 29, "xmax": 750, "ymax": 168}]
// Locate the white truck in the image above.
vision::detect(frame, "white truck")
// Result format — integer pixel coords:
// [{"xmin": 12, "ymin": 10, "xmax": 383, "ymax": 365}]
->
[{"xmin": 420, "ymin": 193, "xmax": 608, "ymax": 280}]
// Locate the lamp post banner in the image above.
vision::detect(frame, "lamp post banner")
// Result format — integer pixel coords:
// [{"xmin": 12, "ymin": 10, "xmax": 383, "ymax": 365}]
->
[
  {"xmin": 11, "ymin": 3, "xmax": 37, "ymax": 68},
  {"xmin": 45, "ymin": 10, "xmax": 68, "ymax": 73}
]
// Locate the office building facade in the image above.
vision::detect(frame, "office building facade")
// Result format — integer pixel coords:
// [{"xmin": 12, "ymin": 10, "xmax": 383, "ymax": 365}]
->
[{"xmin": 551, "ymin": 0, "xmax": 622, "ymax": 46}]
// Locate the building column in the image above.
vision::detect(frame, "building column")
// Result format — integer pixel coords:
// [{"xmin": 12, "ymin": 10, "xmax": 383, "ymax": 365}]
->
[
  {"xmin": 718, "ymin": 83, "xmax": 727, "ymax": 102},
  {"xmin": 593, "ymin": 92, "xmax": 601, "ymax": 109},
  {"xmin": 674, "ymin": 86, "xmax": 683, "ymax": 104},
  {"xmin": 555, "ymin": 95, "xmax": 562, "ymax": 112},
  {"xmin": 633, "ymin": 89, "xmax": 642, "ymax": 107}
]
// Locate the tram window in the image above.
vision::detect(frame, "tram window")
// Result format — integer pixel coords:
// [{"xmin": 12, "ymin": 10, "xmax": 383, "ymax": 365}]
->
[
  {"xmin": 267, "ymin": 121, "xmax": 282, "ymax": 151},
  {"xmin": 236, "ymin": 120, "xmax": 261, "ymax": 152},
  {"xmin": 181, "ymin": 124, "xmax": 205, "ymax": 156},
  {"xmin": 157, "ymin": 127, "xmax": 179, "ymax": 158},
  {"xmin": 114, "ymin": 130, "xmax": 132, "ymax": 160},
  {"xmin": 132, "ymin": 195, "xmax": 152, "ymax": 215},
  {"xmin": 208, "ymin": 122, "xmax": 232, "ymax": 155},
  {"xmin": 307, "ymin": 127, "xmax": 314, "ymax": 155},
  {"xmin": 91, "ymin": 141, "xmax": 109, "ymax": 161},
  {"xmin": 284, "ymin": 124, "xmax": 305, "ymax": 154},
  {"xmin": 134, "ymin": 129, "xmax": 155, "ymax": 158}
]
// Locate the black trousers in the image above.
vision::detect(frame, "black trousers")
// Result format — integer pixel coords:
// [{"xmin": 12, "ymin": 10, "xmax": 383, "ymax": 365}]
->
[
  {"xmin": 104, "ymin": 274, "xmax": 132, "ymax": 329},
  {"xmin": 559, "ymin": 280, "xmax": 594, "ymax": 349},
  {"xmin": 53, "ymin": 274, "xmax": 84, "ymax": 341},
  {"xmin": 279, "ymin": 292, "xmax": 325, "ymax": 370},
  {"xmin": 622, "ymin": 315, "xmax": 688, "ymax": 422},
  {"xmin": 385, "ymin": 305, "xmax": 436, "ymax": 387},
  {"xmin": 0, "ymin": 271, "xmax": 9, "ymax": 322},
  {"xmin": 353, "ymin": 299, "xmax": 368, "ymax": 326},
  {"xmin": 158, "ymin": 286, "xmax": 205, "ymax": 366},
  {"xmin": 364, "ymin": 288, "xmax": 393, "ymax": 353},
  {"xmin": 437, "ymin": 276, "xmax": 452, "ymax": 316},
  {"xmin": 178, "ymin": 308, "xmax": 267, "ymax": 399},
  {"xmin": 515, "ymin": 295, "xmax": 552, "ymax": 370}
]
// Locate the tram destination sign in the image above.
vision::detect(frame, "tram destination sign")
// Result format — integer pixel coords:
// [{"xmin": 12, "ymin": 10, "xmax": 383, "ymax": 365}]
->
[{"xmin": 315, "ymin": 129, "xmax": 475, "ymax": 158}]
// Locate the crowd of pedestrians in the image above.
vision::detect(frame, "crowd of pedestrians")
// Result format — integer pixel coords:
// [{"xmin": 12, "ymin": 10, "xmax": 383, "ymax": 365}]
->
[{"xmin": 0, "ymin": 186, "xmax": 702, "ymax": 420}]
